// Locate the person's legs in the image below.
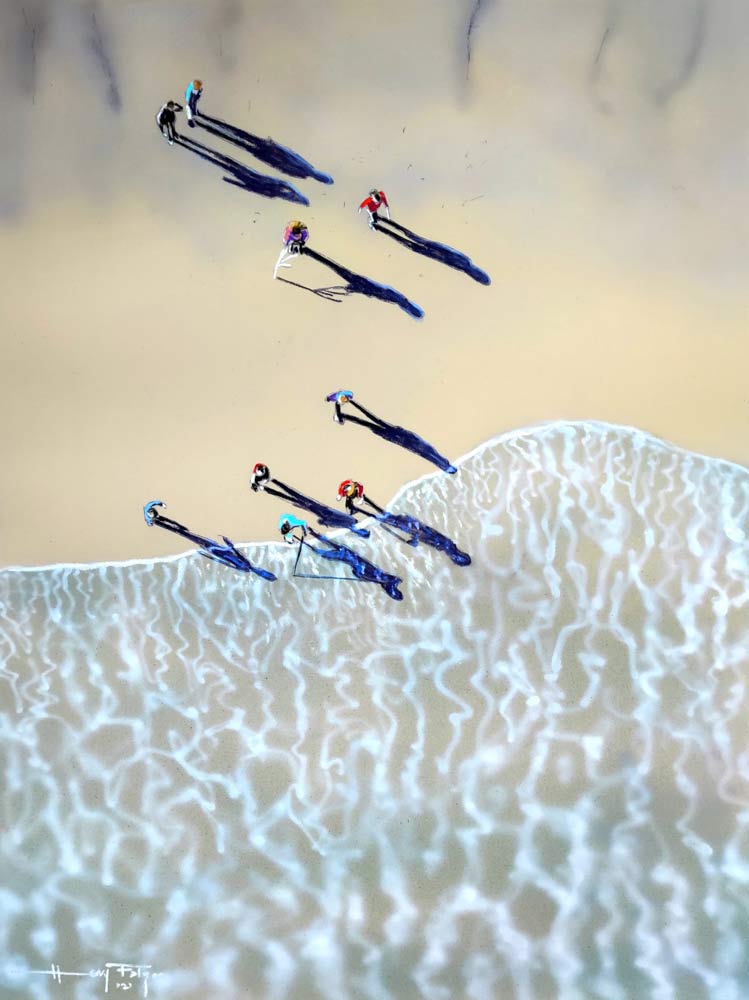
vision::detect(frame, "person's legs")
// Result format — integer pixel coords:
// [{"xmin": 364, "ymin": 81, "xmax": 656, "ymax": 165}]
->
[
  {"xmin": 166, "ymin": 120, "xmax": 176, "ymax": 145},
  {"xmin": 187, "ymin": 94, "xmax": 199, "ymax": 126}
]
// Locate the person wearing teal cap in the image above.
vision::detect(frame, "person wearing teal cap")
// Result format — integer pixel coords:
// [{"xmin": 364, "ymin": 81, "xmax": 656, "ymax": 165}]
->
[{"xmin": 278, "ymin": 513, "xmax": 308, "ymax": 543}]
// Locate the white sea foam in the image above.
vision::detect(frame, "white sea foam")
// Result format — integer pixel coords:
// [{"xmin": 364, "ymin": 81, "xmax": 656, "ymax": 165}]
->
[{"xmin": 1, "ymin": 421, "xmax": 748, "ymax": 999}]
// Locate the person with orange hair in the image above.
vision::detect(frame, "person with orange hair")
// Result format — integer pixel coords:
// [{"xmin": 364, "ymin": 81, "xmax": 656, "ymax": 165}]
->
[
  {"xmin": 274, "ymin": 221, "xmax": 309, "ymax": 277},
  {"xmin": 185, "ymin": 79, "xmax": 203, "ymax": 126}
]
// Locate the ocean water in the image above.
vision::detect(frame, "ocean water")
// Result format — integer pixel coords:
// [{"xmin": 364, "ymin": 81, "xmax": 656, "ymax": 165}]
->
[{"xmin": 1, "ymin": 421, "xmax": 748, "ymax": 1000}]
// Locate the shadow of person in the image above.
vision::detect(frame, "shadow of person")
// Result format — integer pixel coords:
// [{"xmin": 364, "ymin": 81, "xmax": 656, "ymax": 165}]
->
[
  {"xmin": 375, "ymin": 218, "xmax": 491, "ymax": 285},
  {"xmin": 300, "ymin": 247, "xmax": 424, "ymax": 319},
  {"xmin": 196, "ymin": 114, "xmax": 334, "ymax": 185},
  {"xmin": 175, "ymin": 134, "xmax": 309, "ymax": 205}
]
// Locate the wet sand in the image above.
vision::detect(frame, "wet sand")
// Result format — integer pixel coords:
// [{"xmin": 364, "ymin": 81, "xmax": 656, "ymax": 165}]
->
[
  {"xmin": 2, "ymin": 424, "xmax": 747, "ymax": 998},
  {"xmin": 1, "ymin": 0, "xmax": 747, "ymax": 568}
]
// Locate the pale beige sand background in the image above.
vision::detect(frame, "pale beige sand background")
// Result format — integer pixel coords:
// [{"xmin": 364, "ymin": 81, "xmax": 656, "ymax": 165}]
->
[{"xmin": 1, "ymin": 0, "xmax": 747, "ymax": 568}]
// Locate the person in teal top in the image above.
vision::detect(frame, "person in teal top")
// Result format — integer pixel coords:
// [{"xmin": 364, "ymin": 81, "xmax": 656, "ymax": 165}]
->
[
  {"xmin": 278, "ymin": 514, "xmax": 308, "ymax": 543},
  {"xmin": 185, "ymin": 79, "xmax": 203, "ymax": 126}
]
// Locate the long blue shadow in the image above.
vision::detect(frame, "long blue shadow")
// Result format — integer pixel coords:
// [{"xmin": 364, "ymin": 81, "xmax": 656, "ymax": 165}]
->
[
  {"xmin": 331, "ymin": 398, "xmax": 457, "ymax": 474},
  {"xmin": 143, "ymin": 501, "xmax": 276, "ymax": 580},
  {"xmin": 302, "ymin": 247, "xmax": 424, "ymax": 320},
  {"xmin": 175, "ymin": 134, "xmax": 309, "ymax": 205},
  {"xmin": 352, "ymin": 494, "xmax": 471, "ymax": 566},
  {"xmin": 257, "ymin": 478, "xmax": 370, "ymax": 537},
  {"xmin": 303, "ymin": 528, "xmax": 403, "ymax": 601},
  {"xmin": 197, "ymin": 114, "xmax": 333, "ymax": 185},
  {"xmin": 376, "ymin": 219, "xmax": 490, "ymax": 285}
]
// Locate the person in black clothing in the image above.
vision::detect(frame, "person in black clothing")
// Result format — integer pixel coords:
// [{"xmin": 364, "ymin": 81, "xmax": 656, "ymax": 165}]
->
[
  {"xmin": 250, "ymin": 463, "xmax": 271, "ymax": 492},
  {"xmin": 155, "ymin": 101, "xmax": 183, "ymax": 145}
]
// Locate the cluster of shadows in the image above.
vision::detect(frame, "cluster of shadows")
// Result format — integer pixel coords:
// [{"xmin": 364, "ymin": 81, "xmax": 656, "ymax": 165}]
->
[
  {"xmin": 175, "ymin": 132, "xmax": 309, "ymax": 205},
  {"xmin": 198, "ymin": 114, "xmax": 334, "ymax": 185},
  {"xmin": 144, "ymin": 502, "xmax": 276, "ymax": 580},
  {"xmin": 256, "ymin": 476, "xmax": 370, "ymax": 537},
  {"xmin": 172, "ymin": 108, "xmax": 334, "ymax": 205},
  {"xmin": 374, "ymin": 218, "xmax": 490, "ymax": 285},
  {"xmin": 168, "ymin": 112, "xmax": 486, "ymax": 318},
  {"xmin": 275, "ymin": 220, "xmax": 489, "ymax": 320}
]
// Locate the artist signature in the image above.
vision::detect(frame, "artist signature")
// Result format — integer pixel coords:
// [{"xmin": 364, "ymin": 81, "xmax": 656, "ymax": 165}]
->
[{"xmin": 8, "ymin": 962, "xmax": 162, "ymax": 995}]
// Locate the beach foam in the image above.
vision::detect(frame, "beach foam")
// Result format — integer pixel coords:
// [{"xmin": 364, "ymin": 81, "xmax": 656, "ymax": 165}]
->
[{"xmin": 1, "ymin": 421, "xmax": 748, "ymax": 998}]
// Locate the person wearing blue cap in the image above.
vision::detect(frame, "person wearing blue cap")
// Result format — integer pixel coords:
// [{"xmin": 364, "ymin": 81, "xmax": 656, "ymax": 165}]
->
[{"xmin": 325, "ymin": 390, "xmax": 457, "ymax": 474}]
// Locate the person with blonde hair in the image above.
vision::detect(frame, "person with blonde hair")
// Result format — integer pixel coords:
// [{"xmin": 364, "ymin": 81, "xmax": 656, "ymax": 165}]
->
[
  {"xmin": 274, "ymin": 221, "xmax": 309, "ymax": 277},
  {"xmin": 185, "ymin": 78, "xmax": 203, "ymax": 126}
]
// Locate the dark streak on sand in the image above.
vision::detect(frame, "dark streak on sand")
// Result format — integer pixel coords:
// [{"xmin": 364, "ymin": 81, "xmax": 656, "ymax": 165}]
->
[
  {"xmin": 594, "ymin": 26, "xmax": 610, "ymax": 68},
  {"xmin": 89, "ymin": 7, "xmax": 122, "ymax": 111},
  {"xmin": 465, "ymin": 0, "xmax": 487, "ymax": 81},
  {"xmin": 654, "ymin": 0, "xmax": 707, "ymax": 106},
  {"xmin": 21, "ymin": 6, "xmax": 38, "ymax": 104}
]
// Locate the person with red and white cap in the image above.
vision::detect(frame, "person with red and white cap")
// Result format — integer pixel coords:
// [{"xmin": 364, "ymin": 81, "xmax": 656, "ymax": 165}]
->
[
  {"xmin": 358, "ymin": 188, "xmax": 390, "ymax": 230},
  {"xmin": 250, "ymin": 462, "xmax": 270, "ymax": 492},
  {"xmin": 337, "ymin": 479, "xmax": 364, "ymax": 515}
]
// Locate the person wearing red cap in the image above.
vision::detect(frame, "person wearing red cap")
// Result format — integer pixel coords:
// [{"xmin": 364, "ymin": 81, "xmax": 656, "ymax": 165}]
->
[
  {"xmin": 250, "ymin": 463, "xmax": 270, "ymax": 492},
  {"xmin": 337, "ymin": 480, "xmax": 364, "ymax": 514}
]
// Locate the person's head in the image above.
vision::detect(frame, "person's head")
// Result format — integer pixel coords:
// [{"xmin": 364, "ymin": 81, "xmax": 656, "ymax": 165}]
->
[
  {"xmin": 252, "ymin": 462, "xmax": 269, "ymax": 481},
  {"xmin": 193, "ymin": 79, "xmax": 203, "ymax": 90},
  {"xmin": 336, "ymin": 390, "xmax": 353, "ymax": 405},
  {"xmin": 369, "ymin": 189, "xmax": 381, "ymax": 203},
  {"xmin": 167, "ymin": 101, "xmax": 179, "ymax": 110},
  {"xmin": 291, "ymin": 221, "xmax": 305, "ymax": 235},
  {"xmin": 338, "ymin": 480, "xmax": 358, "ymax": 500},
  {"xmin": 280, "ymin": 519, "xmax": 291, "ymax": 536}
]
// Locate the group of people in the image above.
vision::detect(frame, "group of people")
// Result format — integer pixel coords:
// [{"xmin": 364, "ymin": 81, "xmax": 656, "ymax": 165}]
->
[
  {"xmin": 243, "ymin": 391, "xmax": 467, "ymax": 599},
  {"xmin": 155, "ymin": 79, "xmax": 204, "ymax": 144},
  {"xmin": 276, "ymin": 188, "xmax": 390, "ymax": 270},
  {"xmin": 154, "ymin": 84, "xmax": 404, "ymax": 289},
  {"xmin": 273, "ymin": 190, "xmax": 391, "ymax": 277},
  {"xmin": 149, "ymin": 85, "xmax": 475, "ymax": 595}
]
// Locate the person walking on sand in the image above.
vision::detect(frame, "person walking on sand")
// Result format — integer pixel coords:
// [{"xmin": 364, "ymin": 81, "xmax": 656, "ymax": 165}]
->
[
  {"xmin": 359, "ymin": 188, "xmax": 390, "ymax": 230},
  {"xmin": 274, "ymin": 221, "xmax": 309, "ymax": 278},
  {"xmin": 185, "ymin": 79, "xmax": 203, "ymax": 126},
  {"xmin": 284, "ymin": 221, "xmax": 309, "ymax": 254},
  {"xmin": 155, "ymin": 100, "xmax": 183, "ymax": 145},
  {"xmin": 326, "ymin": 390, "xmax": 457, "ymax": 474}
]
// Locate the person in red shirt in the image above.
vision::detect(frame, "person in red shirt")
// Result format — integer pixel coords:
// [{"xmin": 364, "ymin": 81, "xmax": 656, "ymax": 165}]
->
[{"xmin": 358, "ymin": 189, "xmax": 390, "ymax": 230}]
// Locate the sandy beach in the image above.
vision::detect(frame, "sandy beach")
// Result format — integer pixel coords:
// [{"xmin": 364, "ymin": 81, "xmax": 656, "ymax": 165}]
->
[
  {"xmin": 1, "ymin": 0, "xmax": 747, "ymax": 568},
  {"xmin": 2, "ymin": 6, "xmax": 749, "ymax": 995}
]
